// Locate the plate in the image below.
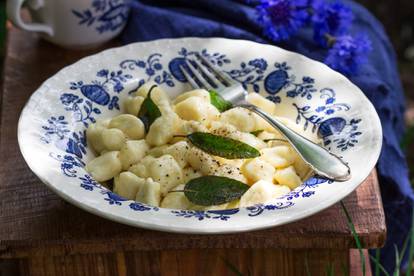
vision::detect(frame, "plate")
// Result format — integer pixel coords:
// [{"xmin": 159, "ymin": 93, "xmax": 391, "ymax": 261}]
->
[{"xmin": 18, "ymin": 38, "xmax": 382, "ymax": 233}]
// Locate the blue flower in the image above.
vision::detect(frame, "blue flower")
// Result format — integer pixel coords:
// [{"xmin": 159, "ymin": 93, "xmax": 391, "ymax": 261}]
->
[
  {"xmin": 104, "ymin": 191, "xmax": 126, "ymax": 205},
  {"xmin": 97, "ymin": 69, "xmax": 109, "ymax": 77},
  {"xmin": 287, "ymin": 90, "xmax": 297, "ymax": 98},
  {"xmin": 146, "ymin": 68, "xmax": 155, "ymax": 76},
  {"xmin": 61, "ymin": 155, "xmax": 78, "ymax": 171},
  {"xmin": 80, "ymin": 184, "xmax": 94, "ymax": 191},
  {"xmin": 248, "ymin": 58, "xmax": 268, "ymax": 71},
  {"xmin": 256, "ymin": 0, "xmax": 310, "ymax": 42},
  {"xmin": 129, "ymin": 202, "xmax": 151, "ymax": 211},
  {"xmin": 66, "ymin": 132, "xmax": 87, "ymax": 158},
  {"xmin": 113, "ymin": 82, "xmax": 123, "ymax": 93},
  {"xmin": 302, "ymin": 191, "xmax": 315, "ymax": 197},
  {"xmin": 79, "ymin": 174, "xmax": 99, "ymax": 191},
  {"xmin": 311, "ymin": 0, "xmax": 354, "ymax": 47},
  {"xmin": 315, "ymin": 106, "xmax": 326, "ymax": 112},
  {"xmin": 60, "ymin": 93, "xmax": 80, "ymax": 105},
  {"xmin": 137, "ymin": 60, "xmax": 146, "ymax": 68},
  {"xmin": 41, "ymin": 116, "xmax": 70, "ymax": 143},
  {"xmin": 153, "ymin": 63, "xmax": 163, "ymax": 70},
  {"xmin": 302, "ymin": 76, "xmax": 314, "ymax": 84},
  {"xmin": 266, "ymin": 95, "xmax": 281, "ymax": 103},
  {"xmin": 325, "ymin": 34, "xmax": 372, "ymax": 75},
  {"xmin": 274, "ymin": 62, "xmax": 291, "ymax": 71}
]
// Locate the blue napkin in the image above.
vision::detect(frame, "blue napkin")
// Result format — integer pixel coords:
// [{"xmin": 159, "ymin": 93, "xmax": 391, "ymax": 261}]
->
[{"xmin": 121, "ymin": 0, "xmax": 413, "ymax": 272}]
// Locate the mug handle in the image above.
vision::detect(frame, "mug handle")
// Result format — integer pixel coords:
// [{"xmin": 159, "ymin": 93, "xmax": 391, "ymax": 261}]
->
[{"xmin": 7, "ymin": 0, "xmax": 53, "ymax": 35}]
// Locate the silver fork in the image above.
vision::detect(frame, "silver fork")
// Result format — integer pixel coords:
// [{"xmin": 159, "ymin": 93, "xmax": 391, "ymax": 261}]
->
[{"xmin": 180, "ymin": 54, "xmax": 351, "ymax": 181}]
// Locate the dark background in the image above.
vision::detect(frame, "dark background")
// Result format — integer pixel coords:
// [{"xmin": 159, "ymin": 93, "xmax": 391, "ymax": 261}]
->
[
  {"xmin": 355, "ymin": 0, "xmax": 414, "ymax": 181},
  {"xmin": 357, "ymin": 0, "xmax": 414, "ymax": 102}
]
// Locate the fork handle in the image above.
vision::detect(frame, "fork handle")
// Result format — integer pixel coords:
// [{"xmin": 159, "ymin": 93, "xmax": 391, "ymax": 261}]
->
[{"xmin": 239, "ymin": 104, "xmax": 351, "ymax": 181}]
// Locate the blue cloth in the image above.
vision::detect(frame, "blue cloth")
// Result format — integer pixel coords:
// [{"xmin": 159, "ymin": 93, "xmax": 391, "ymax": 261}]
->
[{"xmin": 121, "ymin": 0, "xmax": 413, "ymax": 272}]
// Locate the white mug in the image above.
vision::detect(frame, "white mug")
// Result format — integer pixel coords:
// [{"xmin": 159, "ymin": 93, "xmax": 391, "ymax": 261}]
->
[{"xmin": 7, "ymin": 0, "xmax": 130, "ymax": 48}]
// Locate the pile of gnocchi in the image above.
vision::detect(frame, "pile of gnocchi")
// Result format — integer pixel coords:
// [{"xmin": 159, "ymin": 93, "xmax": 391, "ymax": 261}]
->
[{"xmin": 85, "ymin": 83, "xmax": 315, "ymax": 210}]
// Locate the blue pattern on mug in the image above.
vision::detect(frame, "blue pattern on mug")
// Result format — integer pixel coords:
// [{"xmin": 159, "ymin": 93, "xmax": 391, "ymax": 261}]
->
[{"xmin": 72, "ymin": 0, "xmax": 130, "ymax": 33}]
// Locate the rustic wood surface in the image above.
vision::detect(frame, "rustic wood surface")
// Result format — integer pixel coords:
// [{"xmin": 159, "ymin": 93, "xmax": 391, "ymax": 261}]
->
[
  {"xmin": 0, "ymin": 26, "xmax": 386, "ymax": 263},
  {"xmin": 1, "ymin": 249, "xmax": 372, "ymax": 276},
  {"xmin": 22, "ymin": 249, "xmax": 348, "ymax": 276}
]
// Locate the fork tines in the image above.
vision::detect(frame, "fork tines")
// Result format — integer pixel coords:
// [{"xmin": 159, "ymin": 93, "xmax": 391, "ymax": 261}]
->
[{"xmin": 179, "ymin": 54, "xmax": 235, "ymax": 90}]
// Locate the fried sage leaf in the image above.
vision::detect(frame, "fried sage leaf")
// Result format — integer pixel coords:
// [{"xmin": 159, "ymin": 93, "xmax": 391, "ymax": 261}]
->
[
  {"xmin": 209, "ymin": 90, "xmax": 233, "ymax": 112},
  {"xmin": 187, "ymin": 132, "xmax": 261, "ymax": 159},
  {"xmin": 138, "ymin": 85, "xmax": 162, "ymax": 132},
  {"xmin": 184, "ymin": 175, "xmax": 249, "ymax": 206}
]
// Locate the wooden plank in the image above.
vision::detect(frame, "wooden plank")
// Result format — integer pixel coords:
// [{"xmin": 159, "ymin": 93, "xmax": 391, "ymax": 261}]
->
[
  {"xmin": 0, "ymin": 259, "xmax": 20, "ymax": 276},
  {"xmin": 349, "ymin": 249, "xmax": 373, "ymax": 276},
  {"xmin": 15, "ymin": 249, "xmax": 351, "ymax": 276},
  {"xmin": 2, "ymin": 249, "xmax": 374, "ymax": 276},
  {"xmin": 0, "ymin": 26, "xmax": 386, "ymax": 258},
  {"xmin": 19, "ymin": 253, "xmax": 120, "ymax": 276}
]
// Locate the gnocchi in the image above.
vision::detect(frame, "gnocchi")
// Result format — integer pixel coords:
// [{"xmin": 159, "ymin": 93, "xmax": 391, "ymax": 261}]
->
[
  {"xmin": 124, "ymin": 95, "xmax": 145, "ymax": 116},
  {"xmin": 174, "ymin": 96, "xmax": 220, "ymax": 124},
  {"xmin": 134, "ymin": 82, "xmax": 170, "ymax": 104},
  {"xmin": 239, "ymin": 180, "xmax": 290, "ymax": 207},
  {"xmin": 109, "ymin": 114, "xmax": 145, "ymax": 140},
  {"xmin": 260, "ymin": 146, "xmax": 295, "ymax": 168},
  {"xmin": 101, "ymin": 128, "xmax": 126, "ymax": 151},
  {"xmin": 246, "ymin": 93, "xmax": 277, "ymax": 115},
  {"xmin": 146, "ymin": 154, "xmax": 183, "ymax": 196},
  {"xmin": 86, "ymin": 151, "xmax": 122, "ymax": 182},
  {"xmin": 173, "ymin": 89, "xmax": 210, "ymax": 104},
  {"xmin": 164, "ymin": 141, "xmax": 190, "ymax": 168},
  {"xmin": 86, "ymin": 85, "xmax": 316, "ymax": 210},
  {"xmin": 86, "ymin": 119, "xmax": 110, "ymax": 153},
  {"xmin": 160, "ymin": 184, "xmax": 192, "ymax": 209},
  {"xmin": 274, "ymin": 166, "xmax": 302, "ymax": 189},
  {"xmin": 186, "ymin": 146, "xmax": 222, "ymax": 175},
  {"xmin": 135, "ymin": 178, "xmax": 161, "ymax": 207},
  {"xmin": 219, "ymin": 107, "xmax": 258, "ymax": 132},
  {"xmin": 146, "ymin": 113, "xmax": 180, "ymax": 146},
  {"xmin": 214, "ymin": 164, "xmax": 247, "ymax": 183},
  {"xmin": 241, "ymin": 158, "xmax": 275, "ymax": 184},
  {"xmin": 114, "ymin": 172, "xmax": 145, "ymax": 200},
  {"xmin": 119, "ymin": 140, "xmax": 149, "ymax": 170}
]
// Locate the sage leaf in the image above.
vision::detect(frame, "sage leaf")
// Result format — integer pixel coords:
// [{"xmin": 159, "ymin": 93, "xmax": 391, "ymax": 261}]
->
[
  {"xmin": 187, "ymin": 132, "xmax": 261, "ymax": 159},
  {"xmin": 138, "ymin": 85, "xmax": 161, "ymax": 132},
  {"xmin": 209, "ymin": 90, "xmax": 233, "ymax": 112},
  {"xmin": 184, "ymin": 175, "xmax": 249, "ymax": 206},
  {"xmin": 250, "ymin": 129, "xmax": 264, "ymax": 136}
]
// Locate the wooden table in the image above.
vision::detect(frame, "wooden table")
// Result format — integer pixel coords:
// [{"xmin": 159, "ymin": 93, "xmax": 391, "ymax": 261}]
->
[{"xmin": 0, "ymin": 26, "xmax": 386, "ymax": 276}]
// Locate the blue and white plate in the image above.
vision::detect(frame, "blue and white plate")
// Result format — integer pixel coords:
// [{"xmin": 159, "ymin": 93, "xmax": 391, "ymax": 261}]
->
[{"xmin": 18, "ymin": 38, "xmax": 382, "ymax": 233}]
